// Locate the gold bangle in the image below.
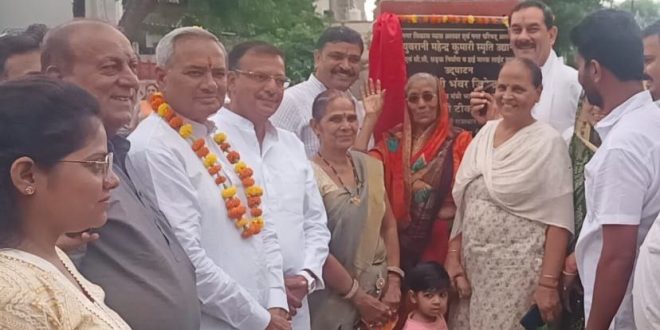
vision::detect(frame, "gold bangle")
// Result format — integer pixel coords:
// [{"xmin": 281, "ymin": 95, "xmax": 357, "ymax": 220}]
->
[
  {"xmin": 562, "ymin": 270, "xmax": 578, "ymax": 276},
  {"xmin": 342, "ymin": 279, "xmax": 359, "ymax": 300},
  {"xmin": 542, "ymin": 274, "xmax": 559, "ymax": 279},
  {"xmin": 538, "ymin": 282, "xmax": 558, "ymax": 289}
]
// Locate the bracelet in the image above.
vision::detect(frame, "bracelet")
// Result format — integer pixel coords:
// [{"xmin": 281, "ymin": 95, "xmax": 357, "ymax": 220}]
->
[
  {"xmin": 562, "ymin": 270, "xmax": 578, "ymax": 276},
  {"xmin": 448, "ymin": 249, "xmax": 460, "ymax": 253},
  {"xmin": 387, "ymin": 266, "xmax": 405, "ymax": 279},
  {"xmin": 542, "ymin": 274, "xmax": 559, "ymax": 279},
  {"xmin": 342, "ymin": 279, "xmax": 359, "ymax": 300},
  {"xmin": 538, "ymin": 282, "xmax": 559, "ymax": 289}
]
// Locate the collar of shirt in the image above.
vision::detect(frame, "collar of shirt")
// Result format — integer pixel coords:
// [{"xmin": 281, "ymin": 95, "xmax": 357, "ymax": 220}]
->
[
  {"xmin": 540, "ymin": 50, "xmax": 559, "ymax": 79},
  {"xmin": 217, "ymin": 107, "xmax": 280, "ymax": 149},
  {"xmin": 109, "ymin": 135, "xmax": 131, "ymax": 170},
  {"xmin": 595, "ymin": 91, "xmax": 653, "ymax": 140},
  {"xmin": 178, "ymin": 113, "xmax": 217, "ymax": 138},
  {"xmin": 307, "ymin": 73, "xmax": 328, "ymax": 93}
]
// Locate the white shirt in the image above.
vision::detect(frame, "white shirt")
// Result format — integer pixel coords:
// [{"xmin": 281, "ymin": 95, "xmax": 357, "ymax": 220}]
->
[
  {"xmin": 271, "ymin": 74, "xmax": 370, "ymax": 158},
  {"xmin": 211, "ymin": 108, "xmax": 331, "ymax": 330},
  {"xmin": 533, "ymin": 50, "xmax": 582, "ymax": 135},
  {"xmin": 576, "ymin": 91, "xmax": 660, "ymax": 330},
  {"xmin": 127, "ymin": 114, "xmax": 288, "ymax": 330}
]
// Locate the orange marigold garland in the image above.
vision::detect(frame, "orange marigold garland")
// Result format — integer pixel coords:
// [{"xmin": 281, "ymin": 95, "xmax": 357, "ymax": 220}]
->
[{"xmin": 151, "ymin": 92, "xmax": 264, "ymax": 238}]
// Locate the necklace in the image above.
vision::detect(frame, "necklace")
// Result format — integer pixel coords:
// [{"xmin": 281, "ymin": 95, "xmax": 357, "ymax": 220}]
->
[
  {"xmin": 151, "ymin": 92, "xmax": 264, "ymax": 238},
  {"xmin": 317, "ymin": 152, "xmax": 362, "ymax": 205}
]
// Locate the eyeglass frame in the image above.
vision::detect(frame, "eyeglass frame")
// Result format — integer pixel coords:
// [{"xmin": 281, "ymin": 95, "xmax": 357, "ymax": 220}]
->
[
  {"xmin": 406, "ymin": 92, "xmax": 437, "ymax": 104},
  {"xmin": 58, "ymin": 152, "xmax": 114, "ymax": 180},
  {"xmin": 233, "ymin": 69, "xmax": 291, "ymax": 88}
]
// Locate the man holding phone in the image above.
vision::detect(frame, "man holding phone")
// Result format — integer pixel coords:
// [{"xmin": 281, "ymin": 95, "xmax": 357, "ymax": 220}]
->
[{"xmin": 470, "ymin": 0, "xmax": 582, "ymax": 138}]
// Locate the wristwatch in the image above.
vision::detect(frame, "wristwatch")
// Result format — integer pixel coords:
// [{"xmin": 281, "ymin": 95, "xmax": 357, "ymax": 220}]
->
[{"xmin": 299, "ymin": 270, "xmax": 317, "ymax": 293}]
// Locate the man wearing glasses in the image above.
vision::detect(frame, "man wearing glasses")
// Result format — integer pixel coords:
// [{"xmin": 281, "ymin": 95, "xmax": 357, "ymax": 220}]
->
[
  {"xmin": 42, "ymin": 20, "xmax": 201, "ymax": 330},
  {"xmin": 210, "ymin": 41, "xmax": 331, "ymax": 330},
  {"xmin": 127, "ymin": 28, "xmax": 291, "ymax": 330},
  {"xmin": 271, "ymin": 26, "xmax": 376, "ymax": 158}
]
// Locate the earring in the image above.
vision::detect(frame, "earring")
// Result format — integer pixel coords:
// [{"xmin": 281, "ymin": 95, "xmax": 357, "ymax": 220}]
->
[{"xmin": 24, "ymin": 186, "xmax": 35, "ymax": 195}]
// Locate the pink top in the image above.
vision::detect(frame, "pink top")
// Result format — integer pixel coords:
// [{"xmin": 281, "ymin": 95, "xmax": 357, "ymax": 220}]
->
[{"xmin": 402, "ymin": 313, "xmax": 448, "ymax": 330}]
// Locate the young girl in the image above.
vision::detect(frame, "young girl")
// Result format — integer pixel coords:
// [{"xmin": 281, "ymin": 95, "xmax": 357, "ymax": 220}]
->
[{"xmin": 403, "ymin": 262, "xmax": 450, "ymax": 330}]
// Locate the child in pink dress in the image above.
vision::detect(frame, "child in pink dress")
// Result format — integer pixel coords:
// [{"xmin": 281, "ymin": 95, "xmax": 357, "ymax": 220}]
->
[{"xmin": 402, "ymin": 262, "xmax": 450, "ymax": 330}]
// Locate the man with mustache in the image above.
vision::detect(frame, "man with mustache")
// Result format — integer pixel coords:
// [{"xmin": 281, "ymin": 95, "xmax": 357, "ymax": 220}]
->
[
  {"xmin": 42, "ymin": 20, "xmax": 201, "ymax": 329},
  {"xmin": 632, "ymin": 19, "xmax": 660, "ymax": 329},
  {"xmin": 126, "ymin": 27, "xmax": 290, "ymax": 330},
  {"xmin": 211, "ymin": 41, "xmax": 330, "ymax": 330},
  {"xmin": 470, "ymin": 0, "xmax": 582, "ymax": 138},
  {"xmin": 571, "ymin": 10, "xmax": 660, "ymax": 330},
  {"xmin": 272, "ymin": 26, "xmax": 376, "ymax": 158}
]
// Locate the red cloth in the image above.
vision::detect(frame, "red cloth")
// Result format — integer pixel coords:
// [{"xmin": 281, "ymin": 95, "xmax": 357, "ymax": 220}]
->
[{"xmin": 369, "ymin": 13, "xmax": 407, "ymax": 142}]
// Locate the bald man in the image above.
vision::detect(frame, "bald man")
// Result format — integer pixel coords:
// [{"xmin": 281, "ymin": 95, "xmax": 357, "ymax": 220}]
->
[{"xmin": 43, "ymin": 20, "xmax": 200, "ymax": 330}]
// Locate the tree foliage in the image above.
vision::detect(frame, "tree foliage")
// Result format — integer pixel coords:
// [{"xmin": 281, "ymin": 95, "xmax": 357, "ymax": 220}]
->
[
  {"xmin": 181, "ymin": 0, "xmax": 327, "ymax": 84},
  {"xmin": 547, "ymin": 0, "xmax": 602, "ymax": 58}
]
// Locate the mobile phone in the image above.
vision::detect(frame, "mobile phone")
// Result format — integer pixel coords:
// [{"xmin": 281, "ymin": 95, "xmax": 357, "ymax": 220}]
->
[
  {"xmin": 520, "ymin": 304, "xmax": 545, "ymax": 330},
  {"xmin": 478, "ymin": 82, "xmax": 496, "ymax": 116}
]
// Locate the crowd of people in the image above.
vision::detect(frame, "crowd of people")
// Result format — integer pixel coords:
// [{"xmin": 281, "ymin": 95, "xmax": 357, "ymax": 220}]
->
[{"xmin": 0, "ymin": 0, "xmax": 660, "ymax": 329}]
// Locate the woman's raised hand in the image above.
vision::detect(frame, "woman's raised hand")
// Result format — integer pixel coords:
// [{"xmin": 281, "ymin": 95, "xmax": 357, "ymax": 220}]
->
[{"xmin": 361, "ymin": 78, "xmax": 386, "ymax": 120}]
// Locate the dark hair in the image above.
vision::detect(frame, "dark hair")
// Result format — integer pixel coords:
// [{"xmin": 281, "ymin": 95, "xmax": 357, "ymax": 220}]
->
[
  {"xmin": 23, "ymin": 24, "xmax": 48, "ymax": 44},
  {"xmin": 503, "ymin": 57, "xmax": 543, "ymax": 88},
  {"xmin": 406, "ymin": 262, "xmax": 450, "ymax": 293},
  {"xmin": 0, "ymin": 34, "xmax": 41, "ymax": 77},
  {"xmin": 311, "ymin": 89, "xmax": 355, "ymax": 121},
  {"xmin": 0, "ymin": 75, "xmax": 101, "ymax": 246},
  {"xmin": 316, "ymin": 26, "xmax": 364, "ymax": 53},
  {"xmin": 228, "ymin": 41, "xmax": 285, "ymax": 71},
  {"xmin": 570, "ymin": 9, "xmax": 644, "ymax": 81},
  {"xmin": 509, "ymin": 0, "xmax": 555, "ymax": 29},
  {"xmin": 643, "ymin": 20, "xmax": 660, "ymax": 40},
  {"xmin": 42, "ymin": 19, "xmax": 117, "ymax": 74}
]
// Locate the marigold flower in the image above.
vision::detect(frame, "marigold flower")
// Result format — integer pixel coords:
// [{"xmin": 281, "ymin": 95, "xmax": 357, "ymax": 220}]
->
[
  {"xmin": 253, "ymin": 216, "xmax": 264, "ymax": 227},
  {"xmin": 179, "ymin": 124, "xmax": 193, "ymax": 138},
  {"xmin": 239, "ymin": 168, "xmax": 254, "ymax": 179},
  {"xmin": 246, "ymin": 186, "xmax": 263, "ymax": 197},
  {"xmin": 225, "ymin": 197, "xmax": 241, "ymax": 209},
  {"xmin": 192, "ymin": 138, "xmax": 205, "ymax": 151},
  {"xmin": 227, "ymin": 205, "xmax": 246, "ymax": 219},
  {"xmin": 220, "ymin": 142, "xmax": 231, "ymax": 151},
  {"xmin": 157, "ymin": 103, "xmax": 171, "ymax": 117},
  {"xmin": 250, "ymin": 207, "xmax": 262, "ymax": 217},
  {"xmin": 235, "ymin": 218, "xmax": 249, "ymax": 229},
  {"xmin": 169, "ymin": 117, "xmax": 183, "ymax": 129},
  {"xmin": 215, "ymin": 176, "xmax": 226, "ymax": 185},
  {"xmin": 222, "ymin": 186, "xmax": 237, "ymax": 199},
  {"xmin": 150, "ymin": 93, "xmax": 164, "ymax": 109},
  {"xmin": 241, "ymin": 177, "xmax": 255, "ymax": 187},
  {"xmin": 467, "ymin": 15, "xmax": 475, "ymax": 24},
  {"xmin": 208, "ymin": 164, "xmax": 221, "ymax": 175},
  {"xmin": 227, "ymin": 151, "xmax": 240, "ymax": 163},
  {"xmin": 196, "ymin": 147, "xmax": 210, "ymax": 158},
  {"xmin": 213, "ymin": 132, "xmax": 227, "ymax": 144},
  {"xmin": 203, "ymin": 153, "xmax": 218, "ymax": 167},
  {"xmin": 234, "ymin": 161, "xmax": 247, "ymax": 172},
  {"xmin": 247, "ymin": 196, "xmax": 261, "ymax": 208}
]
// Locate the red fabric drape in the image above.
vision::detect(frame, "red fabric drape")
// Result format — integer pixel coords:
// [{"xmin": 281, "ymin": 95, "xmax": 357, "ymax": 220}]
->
[{"xmin": 369, "ymin": 13, "xmax": 407, "ymax": 142}]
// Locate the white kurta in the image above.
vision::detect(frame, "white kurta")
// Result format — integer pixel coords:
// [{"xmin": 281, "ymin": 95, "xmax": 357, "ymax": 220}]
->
[
  {"xmin": 211, "ymin": 108, "xmax": 331, "ymax": 330},
  {"xmin": 632, "ymin": 100, "xmax": 660, "ymax": 330},
  {"xmin": 127, "ymin": 114, "xmax": 288, "ymax": 330},
  {"xmin": 533, "ymin": 50, "xmax": 583, "ymax": 136},
  {"xmin": 576, "ymin": 91, "xmax": 660, "ymax": 330}
]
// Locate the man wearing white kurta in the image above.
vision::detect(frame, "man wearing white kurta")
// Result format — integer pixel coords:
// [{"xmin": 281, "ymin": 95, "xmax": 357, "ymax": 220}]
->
[
  {"xmin": 632, "ymin": 22, "xmax": 660, "ymax": 330},
  {"xmin": 212, "ymin": 41, "xmax": 331, "ymax": 330},
  {"xmin": 470, "ymin": 1, "xmax": 582, "ymax": 139},
  {"xmin": 572, "ymin": 10, "xmax": 660, "ymax": 330},
  {"xmin": 127, "ymin": 27, "xmax": 290, "ymax": 330}
]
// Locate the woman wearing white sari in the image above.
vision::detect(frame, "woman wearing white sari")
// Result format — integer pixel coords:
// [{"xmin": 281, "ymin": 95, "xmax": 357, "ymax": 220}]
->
[{"xmin": 446, "ymin": 58, "xmax": 574, "ymax": 329}]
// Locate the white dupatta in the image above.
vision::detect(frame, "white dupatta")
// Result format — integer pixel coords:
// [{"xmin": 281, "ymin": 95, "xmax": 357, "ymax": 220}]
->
[{"xmin": 451, "ymin": 119, "xmax": 574, "ymax": 239}]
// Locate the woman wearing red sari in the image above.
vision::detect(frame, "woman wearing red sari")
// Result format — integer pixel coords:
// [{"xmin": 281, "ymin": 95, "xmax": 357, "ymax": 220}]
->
[{"xmin": 370, "ymin": 72, "xmax": 472, "ymax": 273}]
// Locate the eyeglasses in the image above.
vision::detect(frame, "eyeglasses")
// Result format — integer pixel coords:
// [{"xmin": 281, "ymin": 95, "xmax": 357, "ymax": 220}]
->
[
  {"xmin": 406, "ymin": 92, "xmax": 436, "ymax": 104},
  {"xmin": 234, "ymin": 70, "xmax": 291, "ymax": 88},
  {"xmin": 59, "ymin": 152, "xmax": 114, "ymax": 180}
]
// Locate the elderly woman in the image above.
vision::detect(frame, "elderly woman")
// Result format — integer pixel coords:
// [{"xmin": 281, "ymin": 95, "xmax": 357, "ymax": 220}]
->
[
  {"xmin": 0, "ymin": 76, "xmax": 129, "ymax": 329},
  {"xmin": 370, "ymin": 72, "xmax": 472, "ymax": 272},
  {"xmin": 308, "ymin": 88, "xmax": 401, "ymax": 329},
  {"xmin": 446, "ymin": 58, "xmax": 574, "ymax": 329}
]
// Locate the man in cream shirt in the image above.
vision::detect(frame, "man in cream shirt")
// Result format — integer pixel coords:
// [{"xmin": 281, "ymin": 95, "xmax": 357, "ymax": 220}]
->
[
  {"xmin": 211, "ymin": 41, "xmax": 330, "ymax": 330},
  {"xmin": 470, "ymin": 0, "xmax": 582, "ymax": 139},
  {"xmin": 632, "ymin": 19, "xmax": 660, "ymax": 330},
  {"xmin": 127, "ymin": 27, "xmax": 290, "ymax": 330}
]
